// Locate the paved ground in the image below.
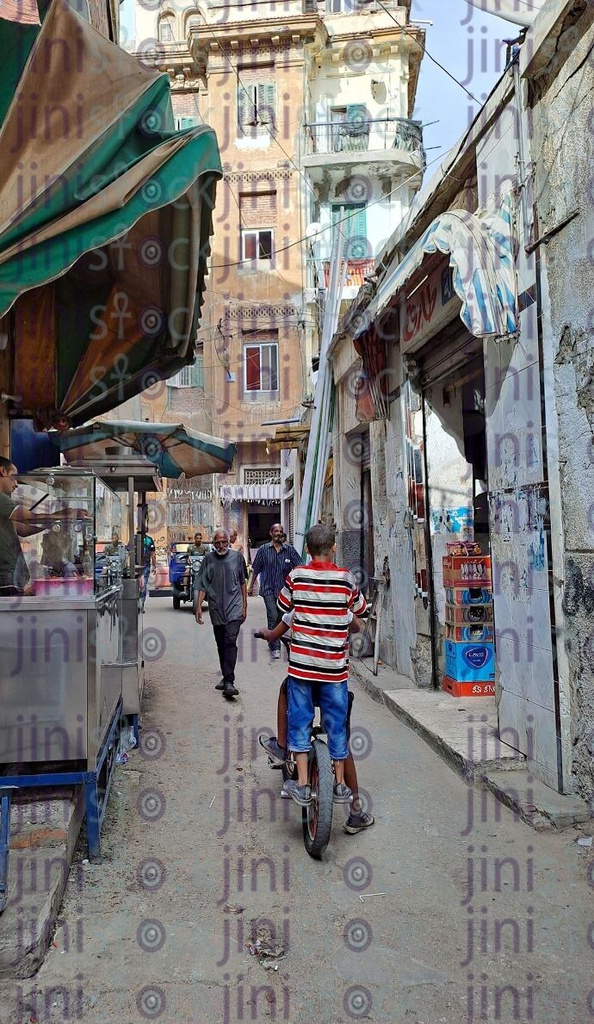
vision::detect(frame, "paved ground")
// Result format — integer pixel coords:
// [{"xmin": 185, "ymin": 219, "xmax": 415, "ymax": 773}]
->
[{"xmin": 0, "ymin": 596, "xmax": 593, "ymax": 1024}]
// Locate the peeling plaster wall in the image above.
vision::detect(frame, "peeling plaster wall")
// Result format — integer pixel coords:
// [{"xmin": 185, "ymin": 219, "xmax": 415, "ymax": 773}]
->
[{"xmin": 530, "ymin": 10, "xmax": 594, "ymax": 797}]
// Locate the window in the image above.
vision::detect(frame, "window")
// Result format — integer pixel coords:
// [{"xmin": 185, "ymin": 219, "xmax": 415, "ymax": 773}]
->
[
  {"xmin": 244, "ymin": 467, "xmax": 281, "ymax": 485},
  {"xmin": 158, "ymin": 14, "xmax": 175, "ymax": 42},
  {"xmin": 244, "ymin": 342, "xmax": 278, "ymax": 393},
  {"xmin": 167, "ymin": 357, "xmax": 204, "ymax": 389},
  {"xmin": 237, "ymin": 68, "xmax": 276, "ymax": 135},
  {"xmin": 332, "ymin": 202, "xmax": 370, "ymax": 259},
  {"xmin": 175, "ymin": 116, "xmax": 199, "ymax": 130},
  {"xmin": 241, "ymin": 229, "xmax": 274, "ymax": 261},
  {"xmin": 325, "ymin": 0, "xmax": 355, "ymax": 11}
]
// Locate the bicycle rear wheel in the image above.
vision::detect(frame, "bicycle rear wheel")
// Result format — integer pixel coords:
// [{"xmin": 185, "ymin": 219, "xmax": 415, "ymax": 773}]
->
[{"xmin": 302, "ymin": 738, "xmax": 333, "ymax": 859}]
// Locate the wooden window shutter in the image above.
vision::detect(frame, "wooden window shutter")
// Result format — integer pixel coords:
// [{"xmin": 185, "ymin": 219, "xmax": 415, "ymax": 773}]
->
[{"xmin": 257, "ymin": 82, "xmax": 276, "ymax": 128}]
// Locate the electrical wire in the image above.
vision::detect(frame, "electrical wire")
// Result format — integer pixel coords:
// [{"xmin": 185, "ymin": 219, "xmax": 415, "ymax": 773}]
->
[
  {"xmin": 209, "ymin": 150, "xmax": 442, "ymax": 269},
  {"xmin": 375, "ymin": 0, "xmax": 481, "ymax": 102}
]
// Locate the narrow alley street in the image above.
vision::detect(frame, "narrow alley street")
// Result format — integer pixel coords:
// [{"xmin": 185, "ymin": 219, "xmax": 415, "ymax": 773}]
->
[{"xmin": 1, "ymin": 597, "xmax": 592, "ymax": 1024}]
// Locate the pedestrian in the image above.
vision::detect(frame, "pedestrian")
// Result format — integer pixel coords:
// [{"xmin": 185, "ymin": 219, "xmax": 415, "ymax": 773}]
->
[
  {"xmin": 195, "ymin": 528, "xmax": 248, "ymax": 699},
  {"xmin": 229, "ymin": 529, "xmax": 244, "ymax": 555},
  {"xmin": 248, "ymin": 523, "xmax": 301, "ymax": 659},
  {"xmin": 0, "ymin": 458, "xmax": 90, "ymax": 597},
  {"xmin": 274, "ymin": 523, "xmax": 368, "ymax": 806},
  {"xmin": 140, "ymin": 533, "xmax": 156, "ymax": 610}
]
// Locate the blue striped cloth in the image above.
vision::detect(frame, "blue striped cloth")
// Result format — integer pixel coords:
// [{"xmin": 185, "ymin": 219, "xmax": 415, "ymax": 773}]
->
[{"xmin": 251, "ymin": 542, "xmax": 302, "ymax": 596}]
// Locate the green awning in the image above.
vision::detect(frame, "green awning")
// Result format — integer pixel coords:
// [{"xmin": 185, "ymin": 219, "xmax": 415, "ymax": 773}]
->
[{"xmin": 0, "ymin": 0, "xmax": 222, "ymax": 428}]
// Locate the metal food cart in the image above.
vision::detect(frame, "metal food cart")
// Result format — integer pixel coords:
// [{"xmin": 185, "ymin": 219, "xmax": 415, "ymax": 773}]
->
[
  {"xmin": 0, "ymin": 467, "xmax": 125, "ymax": 864},
  {"xmin": 70, "ymin": 453, "xmax": 162, "ymax": 739}
]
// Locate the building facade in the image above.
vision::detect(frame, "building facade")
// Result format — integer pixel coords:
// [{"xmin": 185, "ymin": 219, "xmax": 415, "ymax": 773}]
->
[
  {"xmin": 330, "ymin": 0, "xmax": 594, "ymax": 797},
  {"xmin": 131, "ymin": 0, "xmax": 423, "ymax": 557}
]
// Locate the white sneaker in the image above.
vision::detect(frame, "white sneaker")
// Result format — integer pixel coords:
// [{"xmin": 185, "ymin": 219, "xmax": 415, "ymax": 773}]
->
[{"xmin": 271, "ymin": 650, "xmax": 281, "ymax": 660}]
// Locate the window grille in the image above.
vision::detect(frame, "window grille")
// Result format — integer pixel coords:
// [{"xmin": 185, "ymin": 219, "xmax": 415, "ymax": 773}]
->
[{"xmin": 244, "ymin": 468, "xmax": 281, "ymax": 485}]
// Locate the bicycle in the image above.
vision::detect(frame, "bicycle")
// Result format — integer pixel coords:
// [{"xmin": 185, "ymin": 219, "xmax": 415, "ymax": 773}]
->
[{"xmin": 254, "ymin": 632, "xmax": 348, "ymax": 859}]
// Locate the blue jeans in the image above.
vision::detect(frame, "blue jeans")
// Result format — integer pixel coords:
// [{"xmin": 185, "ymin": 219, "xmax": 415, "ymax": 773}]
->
[
  {"xmin": 262, "ymin": 593, "xmax": 282, "ymax": 652},
  {"xmin": 140, "ymin": 565, "xmax": 150, "ymax": 606},
  {"xmin": 286, "ymin": 676, "xmax": 349, "ymax": 761}
]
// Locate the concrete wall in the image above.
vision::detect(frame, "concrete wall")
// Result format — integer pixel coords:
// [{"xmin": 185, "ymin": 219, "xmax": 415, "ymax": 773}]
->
[{"xmin": 529, "ymin": 8, "xmax": 594, "ymax": 797}]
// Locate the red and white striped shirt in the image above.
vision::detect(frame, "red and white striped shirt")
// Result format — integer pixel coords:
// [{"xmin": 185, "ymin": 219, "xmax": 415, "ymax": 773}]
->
[{"xmin": 277, "ymin": 561, "xmax": 368, "ymax": 683}]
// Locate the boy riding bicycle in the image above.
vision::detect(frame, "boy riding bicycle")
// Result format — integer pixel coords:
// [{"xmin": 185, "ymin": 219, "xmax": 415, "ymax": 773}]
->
[{"xmin": 264, "ymin": 524, "xmax": 368, "ymax": 809}]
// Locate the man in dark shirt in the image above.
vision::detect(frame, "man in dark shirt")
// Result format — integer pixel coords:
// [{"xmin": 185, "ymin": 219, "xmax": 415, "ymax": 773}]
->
[
  {"xmin": 248, "ymin": 523, "xmax": 301, "ymax": 659},
  {"xmin": 195, "ymin": 529, "xmax": 248, "ymax": 699}
]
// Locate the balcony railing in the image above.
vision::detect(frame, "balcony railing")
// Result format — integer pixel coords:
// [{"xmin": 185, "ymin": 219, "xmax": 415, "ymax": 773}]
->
[
  {"xmin": 304, "ymin": 117, "xmax": 424, "ymax": 162},
  {"xmin": 325, "ymin": 258, "xmax": 375, "ymax": 288}
]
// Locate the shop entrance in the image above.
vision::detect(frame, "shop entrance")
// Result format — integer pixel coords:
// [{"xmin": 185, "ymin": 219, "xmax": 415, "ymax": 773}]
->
[
  {"xmin": 247, "ymin": 506, "xmax": 281, "ymax": 563},
  {"xmin": 420, "ymin": 340, "xmax": 492, "ymax": 689}
]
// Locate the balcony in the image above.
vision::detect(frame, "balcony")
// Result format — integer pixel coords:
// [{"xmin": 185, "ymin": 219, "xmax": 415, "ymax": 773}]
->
[
  {"xmin": 324, "ymin": 258, "xmax": 375, "ymax": 288},
  {"xmin": 307, "ymin": 257, "xmax": 376, "ymax": 297},
  {"xmin": 301, "ymin": 117, "xmax": 425, "ymax": 177}
]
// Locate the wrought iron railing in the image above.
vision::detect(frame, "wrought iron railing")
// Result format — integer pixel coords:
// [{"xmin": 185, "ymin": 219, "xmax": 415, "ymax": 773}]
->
[{"xmin": 304, "ymin": 117, "xmax": 424, "ymax": 162}]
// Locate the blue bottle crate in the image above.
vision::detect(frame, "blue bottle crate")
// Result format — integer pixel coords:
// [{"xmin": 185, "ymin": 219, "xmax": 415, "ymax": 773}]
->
[{"xmin": 444, "ymin": 639, "xmax": 495, "ymax": 682}]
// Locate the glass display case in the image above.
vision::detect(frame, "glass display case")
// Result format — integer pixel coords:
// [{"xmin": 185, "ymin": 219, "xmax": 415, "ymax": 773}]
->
[{"xmin": 14, "ymin": 467, "xmax": 124, "ymax": 596}]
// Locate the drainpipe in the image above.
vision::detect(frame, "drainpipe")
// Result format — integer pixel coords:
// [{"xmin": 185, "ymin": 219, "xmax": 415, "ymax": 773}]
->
[{"xmin": 508, "ymin": 45, "xmax": 531, "ymax": 241}]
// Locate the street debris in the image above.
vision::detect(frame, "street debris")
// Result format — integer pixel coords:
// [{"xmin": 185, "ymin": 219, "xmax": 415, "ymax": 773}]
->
[
  {"xmin": 208, "ymin": 794, "xmax": 216, "ymax": 808},
  {"xmin": 247, "ymin": 939, "xmax": 286, "ymax": 965},
  {"xmin": 224, "ymin": 904, "xmax": 244, "ymax": 914},
  {"xmin": 358, "ymin": 892, "xmax": 387, "ymax": 902},
  {"xmin": 247, "ymin": 925, "xmax": 286, "ymax": 967},
  {"xmin": 577, "ymin": 836, "xmax": 593, "ymax": 847}
]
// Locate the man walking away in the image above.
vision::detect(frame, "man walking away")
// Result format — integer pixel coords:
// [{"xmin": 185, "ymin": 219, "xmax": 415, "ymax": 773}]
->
[
  {"xmin": 248, "ymin": 523, "xmax": 301, "ymax": 659},
  {"xmin": 195, "ymin": 529, "xmax": 248, "ymax": 699}
]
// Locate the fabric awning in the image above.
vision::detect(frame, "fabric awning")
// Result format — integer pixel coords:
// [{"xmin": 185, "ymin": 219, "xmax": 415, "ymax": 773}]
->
[
  {"xmin": 354, "ymin": 195, "xmax": 518, "ymax": 344},
  {"xmin": 220, "ymin": 484, "xmax": 281, "ymax": 504},
  {"xmin": 1, "ymin": 0, "xmax": 222, "ymax": 429},
  {"xmin": 55, "ymin": 420, "xmax": 236, "ymax": 479}
]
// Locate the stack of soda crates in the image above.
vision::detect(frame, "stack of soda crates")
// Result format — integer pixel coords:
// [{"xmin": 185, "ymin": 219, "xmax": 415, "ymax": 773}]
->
[{"xmin": 442, "ymin": 541, "xmax": 495, "ymax": 697}]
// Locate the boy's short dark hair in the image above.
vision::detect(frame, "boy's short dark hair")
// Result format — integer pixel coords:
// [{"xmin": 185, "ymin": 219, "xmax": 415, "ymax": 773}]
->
[{"xmin": 306, "ymin": 524, "xmax": 335, "ymax": 556}]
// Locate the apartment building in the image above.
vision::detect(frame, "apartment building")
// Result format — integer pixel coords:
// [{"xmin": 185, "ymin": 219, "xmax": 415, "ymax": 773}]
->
[{"xmin": 131, "ymin": 0, "xmax": 424, "ymax": 554}]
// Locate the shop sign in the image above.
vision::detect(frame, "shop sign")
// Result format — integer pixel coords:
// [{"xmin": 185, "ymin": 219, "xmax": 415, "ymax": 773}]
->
[
  {"xmin": 169, "ymin": 488, "xmax": 213, "ymax": 501},
  {"xmin": 400, "ymin": 264, "xmax": 460, "ymax": 353}
]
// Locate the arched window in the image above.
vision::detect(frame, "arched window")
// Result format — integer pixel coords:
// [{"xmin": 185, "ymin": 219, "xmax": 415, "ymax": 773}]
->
[
  {"xmin": 158, "ymin": 13, "xmax": 175, "ymax": 43},
  {"xmin": 184, "ymin": 7, "xmax": 205, "ymax": 34}
]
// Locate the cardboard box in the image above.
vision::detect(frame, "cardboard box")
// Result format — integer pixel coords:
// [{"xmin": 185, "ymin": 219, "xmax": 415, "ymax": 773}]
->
[
  {"xmin": 442, "ymin": 554, "xmax": 491, "ymax": 587},
  {"xmin": 443, "ymin": 676, "xmax": 496, "ymax": 697},
  {"xmin": 446, "ymin": 623, "xmax": 494, "ymax": 643},
  {"xmin": 445, "ymin": 639, "xmax": 495, "ymax": 681},
  {"xmin": 444, "ymin": 603, "xmax": 494, "ymax": 625},
  {"xmin": 445, "ymin": 541, "xmax": 482, "ymax": 556},
  {"xmin": 445, "ymin": 586, "xmax": 493, "ymax": 606}
]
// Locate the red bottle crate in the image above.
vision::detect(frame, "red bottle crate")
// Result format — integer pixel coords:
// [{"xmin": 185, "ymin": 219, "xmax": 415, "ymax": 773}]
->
[
  {"xmin": 443, "ymin": 676, "xmax": 496, "ymax": 697},
  {"xmin": 442, "ymin": 554, "xmax": 492, "ymax": 587}
]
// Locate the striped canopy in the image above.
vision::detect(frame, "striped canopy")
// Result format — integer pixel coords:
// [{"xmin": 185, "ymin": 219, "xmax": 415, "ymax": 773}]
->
[
  {"xmin": 355, "ymin": 193, "xmax": 518, "ymax": 343},
  {"xmin": 0, "ymin": 0, "xmax": 222, "ymax": 428}
]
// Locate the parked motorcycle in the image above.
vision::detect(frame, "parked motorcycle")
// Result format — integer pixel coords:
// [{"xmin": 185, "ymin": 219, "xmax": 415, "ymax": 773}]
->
[{"xmin": 171, "ymin": 550, "xmax": 204, "ymax": 611}]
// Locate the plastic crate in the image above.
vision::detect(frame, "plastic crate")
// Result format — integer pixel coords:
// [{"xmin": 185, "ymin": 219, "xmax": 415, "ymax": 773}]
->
[
  {"xmin": 444, "ymin": 639, "xmax": 495, "ymax": 681},
  {"xmin": 443, "ymin": 676, "xmax": 496, "ymax": 697},
  {"xmin": 445, "ymin": 623, "xmax": 494, "ymax": 642},
  {"xmin": 445, "ymin": 586, "xmax": 492, "ymax": 606},
  {"xmin": 445, "ymin": 604, "xmax": 493, "ymax": 625},
  {"xmin": 442, "ymin": 554, "xmax": 491, "ymax": 587}
]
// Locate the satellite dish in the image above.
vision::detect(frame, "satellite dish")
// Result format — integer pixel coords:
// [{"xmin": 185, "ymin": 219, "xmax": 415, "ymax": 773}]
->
[{"xmin": 305, "ymin": 222, "xmax": 322, "ymax": 238}]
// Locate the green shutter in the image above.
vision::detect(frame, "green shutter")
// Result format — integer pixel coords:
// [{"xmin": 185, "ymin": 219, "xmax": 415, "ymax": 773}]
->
[
  {"xmin": 332, "ymin": 204, "xmax": 368, "ymax": 259},
  {"xmin": 257, "ymin": 82, "xmax": 276, "ymax": 128},
  {"xmin": 193, "ymin": 356, "xmax": 205, "ymax": 388}
]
